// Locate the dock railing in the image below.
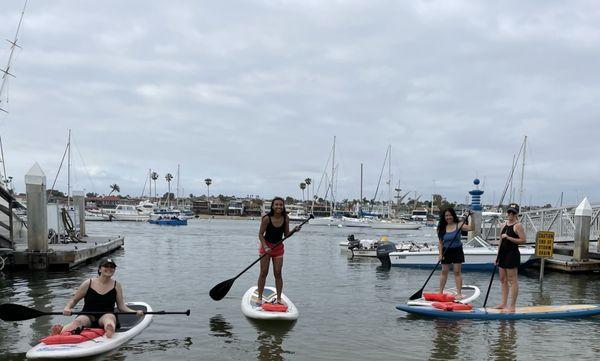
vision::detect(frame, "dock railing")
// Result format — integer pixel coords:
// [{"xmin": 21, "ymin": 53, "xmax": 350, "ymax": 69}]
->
[{"xmin": 520, "ymin": 203, "xmax": 600, "ymax": 242}]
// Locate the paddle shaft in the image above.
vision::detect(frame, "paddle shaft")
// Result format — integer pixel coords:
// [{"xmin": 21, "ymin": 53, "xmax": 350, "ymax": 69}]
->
[
  {"xmin": 409, "ymin": 212, "xmax": 471, "ymax": 300},
  {"xmin": 231, "ymin": 216, "xmax": 312, "ymax": 281}
]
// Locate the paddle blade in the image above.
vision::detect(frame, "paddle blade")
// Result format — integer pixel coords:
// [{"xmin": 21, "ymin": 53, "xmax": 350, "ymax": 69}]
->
[
  {"xmin": 209, "ymin": 278, "xmax": 235, "ymax": 301},
  {"xmin": 0, "ymin": 303, "xmax": 47, "ymax": 321},
  {"xmin": 408, "ymin": 289, "xmax": 423, "ymax": 301}
]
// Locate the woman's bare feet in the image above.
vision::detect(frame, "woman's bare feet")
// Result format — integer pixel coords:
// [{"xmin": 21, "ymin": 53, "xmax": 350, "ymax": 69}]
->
[
  {"xmin": 493, "ymin": 304, "xmax": 506, "ymax": 310},
  {"xmin": 50, "ymin": 324, "xmax": 63, "ymax": 335},
  {"xmin": 105, "ymin": 324, "xmax": 115, "ymax": 338}
]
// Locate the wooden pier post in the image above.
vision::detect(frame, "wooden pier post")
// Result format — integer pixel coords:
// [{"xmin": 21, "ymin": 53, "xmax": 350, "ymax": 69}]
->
[
  {"xmin": 25, "ymin": 163, "xmax": 48, "ymax": 270},
  {"xmin": 73, "ymin": 190, "xmax": 86, "ymax": 237},
  {"xmin": 573, "ymin": 197, "xmax": 592, "ymax": 261}
]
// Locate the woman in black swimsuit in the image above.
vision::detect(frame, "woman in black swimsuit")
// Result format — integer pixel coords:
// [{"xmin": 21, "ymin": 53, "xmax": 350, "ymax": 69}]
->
[
  {"xmin": 257, "ymin": 197, "xmax": 301, "ymax": 304},
  {"xmin": 495, "ymin": 203, "xmax": 527, "ymax": 312},
  {"xmin": 54, "ymin": 258, "xmax": 142, "ymax": 338}
]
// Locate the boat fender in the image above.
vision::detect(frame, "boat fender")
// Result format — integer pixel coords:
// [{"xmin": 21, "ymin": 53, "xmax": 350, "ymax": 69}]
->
[
  {"xmin": 41, "ymin": 328, "xmax": 105, "ymax": 345},
  {"xmin": 431, "ymin": 302, "xmax": 473, "ymax": 311},
  {"xmin": 262, "ymin": 303, "xmax": 288, "ymax": 312},
  {"xmin": 423, "ymin": 293, "xmax": 456, "ymax": 302}
]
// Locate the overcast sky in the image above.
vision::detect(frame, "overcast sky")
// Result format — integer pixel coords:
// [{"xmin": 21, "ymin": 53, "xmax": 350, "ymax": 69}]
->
[{"xmin": 1, "ymin": 0, "xmax": 599, "ymax": 206}]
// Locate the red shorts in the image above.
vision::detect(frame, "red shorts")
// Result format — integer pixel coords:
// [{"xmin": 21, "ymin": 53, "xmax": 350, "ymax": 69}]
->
[{"xmin": 259, "ymin": 242, "xmax": 284, "ymax": 258}]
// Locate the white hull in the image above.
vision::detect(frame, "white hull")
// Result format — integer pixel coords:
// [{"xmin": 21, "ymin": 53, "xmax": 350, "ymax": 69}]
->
[
  {"xmin": 370, "ymin": 221, "xmax": 422, "ymax": 230},
  {"xmin": 309, "ymin": 217, "xmax": 341, "ymax": 227},
  {"xmin": 389, "ymin": 246, "xmax": 536, "ymax": 270},
  {"xmin": 241, "ymin": 286, "xmax": 298, "ymax": 321},
  {"xmin": 26, "ymin": 302, "xmax": 153, "ymax": 359},
  {"xmin": 111, "ymin": 214, "xmax": 150, "ymax": 222}
]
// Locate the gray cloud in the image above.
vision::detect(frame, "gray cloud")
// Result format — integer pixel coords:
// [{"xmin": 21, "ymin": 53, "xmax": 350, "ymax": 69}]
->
[{"xmin": 1, "ymin": 0, "xmax": 599, "ymax": 207}]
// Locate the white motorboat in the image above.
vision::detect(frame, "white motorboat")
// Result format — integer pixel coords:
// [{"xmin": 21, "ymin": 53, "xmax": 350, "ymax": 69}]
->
[
  {"xmin": 106, "ymin": 205, "xmax": 150, "ymax": 222},
  {"xmin": 370, "ymin": 220, "xmax": 422, "ymax": 230},
  {"xmin": 309, "ymin": 216, "xmax": 342, "ymax": 227},
  {"xmin": 385, "ymin": 236, "xmax": 536, "ymax": 270},
  {"xmin": 339, "ymin": 235, "xmax": 413, "ymax": 258}
]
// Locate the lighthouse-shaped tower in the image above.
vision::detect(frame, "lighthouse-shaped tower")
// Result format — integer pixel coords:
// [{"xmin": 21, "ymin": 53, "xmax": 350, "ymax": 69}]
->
[{"xmin": 468, "ymin": 178, "xmax": 484, "ymax": 239}]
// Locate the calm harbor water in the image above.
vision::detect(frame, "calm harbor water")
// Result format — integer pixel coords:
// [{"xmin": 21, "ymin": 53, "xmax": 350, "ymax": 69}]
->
[{"xmin": 2, "ymin": 219, "xmax": 600, "ymax": 360}]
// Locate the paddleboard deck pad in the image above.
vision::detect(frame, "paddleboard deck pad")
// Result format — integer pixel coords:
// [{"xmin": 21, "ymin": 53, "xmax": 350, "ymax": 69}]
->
[
  {"xmin": 396, "ymin": 304, "xmax": 600, "ymax": 320},
  {"xmin": 241, "ymin": 286, "xmax": 298, "ymax": 321},
  {"xmin": 26, "ymin": 302, "xmax": 153, "ymax": 359}
]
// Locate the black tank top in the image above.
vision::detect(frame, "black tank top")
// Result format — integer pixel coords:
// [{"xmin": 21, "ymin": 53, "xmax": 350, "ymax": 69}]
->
[
  {"xmin": 264, "ymin": 215, "xmax": 285, "ymax": 244},
  {"xmin": 499, "ymin": 223, "xmax": 520, "ymax": 254},
  {"xmin": 81, "ymin": 279, "xmax": 117, "ymax": 313}
]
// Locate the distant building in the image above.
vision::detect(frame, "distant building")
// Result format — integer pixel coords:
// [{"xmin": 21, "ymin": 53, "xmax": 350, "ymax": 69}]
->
[{"xmin": 227, "ymin": 200, "xmax": 244, "ymax": 216}]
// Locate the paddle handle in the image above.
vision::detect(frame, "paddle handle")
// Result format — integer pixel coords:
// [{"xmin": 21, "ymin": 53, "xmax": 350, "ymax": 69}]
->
[{"xmin": 232, "ymin": 215, "xmax": 313, "ymax": 280}]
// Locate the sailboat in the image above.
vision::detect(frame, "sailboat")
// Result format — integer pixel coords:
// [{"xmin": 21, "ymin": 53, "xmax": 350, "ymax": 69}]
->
[{"xmin": 309, "ymin": 136, "xmax": 342, "ymax": 226}]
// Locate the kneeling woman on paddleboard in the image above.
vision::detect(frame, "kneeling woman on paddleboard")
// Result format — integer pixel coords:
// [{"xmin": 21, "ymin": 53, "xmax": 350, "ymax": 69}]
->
[
  {"xmin": 495, "ymin": 203, "xmax": 526, "ymax": 312},
  {"xmin": 257, "ymin": 197, "xmax": 301, "ymax": 305},
  {"xmin": 54, "ymin": 258, "xmax": 142, "ymax": 338},
  {"xmin": 437, "ymin": 207, "xmax": 473, "ymax": 298}
]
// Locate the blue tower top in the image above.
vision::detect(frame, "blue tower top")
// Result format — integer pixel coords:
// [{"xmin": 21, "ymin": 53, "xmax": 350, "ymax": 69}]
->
[{"xmin": 469, "ymin": 178, "xmax": 484, "ymax": 211}]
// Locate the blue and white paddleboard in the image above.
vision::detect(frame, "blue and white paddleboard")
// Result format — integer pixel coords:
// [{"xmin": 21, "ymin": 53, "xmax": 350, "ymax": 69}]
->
[{"xmin": 396, "ymin": 304, "xmax": 600, "ymax": 320}]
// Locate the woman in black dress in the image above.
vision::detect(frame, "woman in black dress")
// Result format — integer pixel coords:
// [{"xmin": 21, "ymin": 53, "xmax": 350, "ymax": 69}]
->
[{"xmin": 495, "ymin": 203, "xmax": 527, "ymax": 312}]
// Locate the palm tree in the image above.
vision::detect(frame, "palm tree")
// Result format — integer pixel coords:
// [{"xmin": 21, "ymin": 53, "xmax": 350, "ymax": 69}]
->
[
  {"xmin": 304, "ymin": 178, "xmax": 312, "ymax": 202},
  {"xmin": 299, "ymin": 182, "xmax": 306, "ymax": 202},
  {"xmin": 108, "ymin": 183, "xmax": 120, "ymax": 196},
  {"xmin": 151, "ymin": 172, "xmax": 159, "ymax": 199},
  {"xmin": 165, "ymin": 173, "xmax": 173, "ymax": 207},
  {"xmin": 205, "ymin": 178, "xmax": 212, "ymax": 198}
]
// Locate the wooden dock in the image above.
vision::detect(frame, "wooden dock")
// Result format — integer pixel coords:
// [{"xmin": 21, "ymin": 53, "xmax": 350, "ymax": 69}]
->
[{"xmin": 7, "ymin": 235, "xmax": 124, "ymax": 271}]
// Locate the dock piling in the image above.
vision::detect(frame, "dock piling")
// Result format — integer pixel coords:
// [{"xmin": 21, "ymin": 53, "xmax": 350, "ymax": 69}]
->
[
  {"xmin": 24, "ymin": 163, "xmax": 48, "ymax": 270},
  {"xmin": 573, "ymin": 197, "xmax": 592, "ymax": 261}
]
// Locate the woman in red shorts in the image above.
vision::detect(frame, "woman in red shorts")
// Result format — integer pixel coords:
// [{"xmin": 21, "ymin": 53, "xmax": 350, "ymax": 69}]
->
[{"xmin": 257, "ymin": 197, "xmax": 301, "ymax": 304}]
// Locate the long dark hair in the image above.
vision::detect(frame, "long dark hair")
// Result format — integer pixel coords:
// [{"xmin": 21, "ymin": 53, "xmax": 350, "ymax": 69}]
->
[
  {"xmin": 268, "ymin": 197, "xmax": 287, "ymax": 217},
  {"xmin": 437, "ymin": 207, "xmax": 459, "ymax": 239}
]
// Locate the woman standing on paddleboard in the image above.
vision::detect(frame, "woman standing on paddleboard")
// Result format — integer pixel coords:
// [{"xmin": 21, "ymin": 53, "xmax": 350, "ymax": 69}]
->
[
  {"xmin": 257, "ymin": 197, "xmax": 302, "ymax": 304},
  {"xmin": 53, "ymin": 258, "xmax": 142, "ymax": 338},
  {"xmin": 437, "ymin": 207, "xmax": 473, "ymax": 298},
  {"xmin": 495, "ymin": 203, "xmax": 526, "ymax": 312}
]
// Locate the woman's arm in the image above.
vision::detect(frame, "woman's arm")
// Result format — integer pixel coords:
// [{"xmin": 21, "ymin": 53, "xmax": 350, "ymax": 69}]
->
[
  {"xmin": 115, "ymin": 283, "xmax": 143, "ymax": 316},
  {"xmin": 258, "ymin": 216, "xmax": 269, "ymax": 250},
  {"xmin": 511, "ymin": 223, "xmax": 527, "ymax": 245},
  {"xmin": 438, "ymin": 238, "xmax": 443, "ymax": 260},
  {"xmin": 63, "ymin": 280, "xmax": 89, "ymax": 315}
]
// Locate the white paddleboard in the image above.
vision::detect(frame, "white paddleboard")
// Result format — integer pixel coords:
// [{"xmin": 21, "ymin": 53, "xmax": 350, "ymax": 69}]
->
[
  {"xmin": 26, "ymin": 302, "xmax": 153, "ymax": 359},
  {"xmin": 241, "ymin": 286, "xmax": 298, "ymax": 321}
]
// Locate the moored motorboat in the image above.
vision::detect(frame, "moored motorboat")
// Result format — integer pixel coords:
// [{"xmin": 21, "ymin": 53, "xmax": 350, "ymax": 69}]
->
[{"xmin": 383, "ymin": 236, "xmax": 536, "ymax": 270}]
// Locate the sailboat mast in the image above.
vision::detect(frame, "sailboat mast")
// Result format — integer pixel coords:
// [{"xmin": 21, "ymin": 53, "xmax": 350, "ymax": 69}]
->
[
  {"xmin": 176, "ymin": 164, "xmax": 180, "ymax": 208},
  {"xmin": 518, "ymin": 136, "xmax": 527, "ymax": 206},
  {"xmin": 67, "ymin": 129, "xmax": 71, "ymax": 208},
  {"xmin": 331, "ymin": 136, "xmax": 336, "ymax": 216},
  {"xmin": 388, "ymin": 144, "xmax": 392, "ymax": 219}
]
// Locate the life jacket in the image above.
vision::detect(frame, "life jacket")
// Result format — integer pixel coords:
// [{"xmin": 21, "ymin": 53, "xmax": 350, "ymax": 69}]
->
[
  {"xmin": 423, "ymin": 293, "xmax": 456, "ymax": 302},
  {"xmin": 41, "ymin": 328, "xmax": 105, "ymax": 345},
  {"xmin": 262, "ymin": 303, "xmax": 288, "ymax": 312},
  {"xmin": 431, "ymin": 302, "xmax": 473, "ymax": 311}
]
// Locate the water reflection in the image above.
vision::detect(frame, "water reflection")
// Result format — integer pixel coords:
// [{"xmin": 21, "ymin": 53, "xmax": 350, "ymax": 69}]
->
[
  {"xmin": 490, "ymin": 320, "xmax": 517, "ymax": 361},
  {"xmin": 113, "ymin": 336, "xmax": 194, "ymax": 359},
  {"xmin": 429, "ymin": 319, "xmax": 462, "ymax": 361},
  {"xmin": 249, "ymin": 319, "xmax": 295, "ymax": 361},
  {"xmin": 209, "ymin": 314, "xmax": 236, "ymax": 343}
]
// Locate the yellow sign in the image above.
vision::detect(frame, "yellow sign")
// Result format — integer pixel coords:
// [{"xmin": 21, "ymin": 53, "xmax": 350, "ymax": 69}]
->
[{"xmin": 535, "ymin": 231, "xmax": 555, "ymax": 258}]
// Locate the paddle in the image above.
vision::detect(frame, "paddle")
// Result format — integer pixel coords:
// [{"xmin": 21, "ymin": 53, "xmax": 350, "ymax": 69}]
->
[
  {"xmin": 0, "ymin": 303, "xmax": 190, "ymax": 322},
  {"xmin": 408, "ymin": 211, "xmax": 471, "ymax": 301},
  {"xmin": 209, "ymin": 214, "xmax": 314, "ymax": 301}
]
